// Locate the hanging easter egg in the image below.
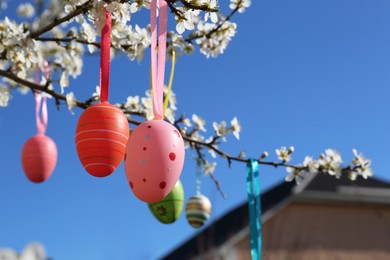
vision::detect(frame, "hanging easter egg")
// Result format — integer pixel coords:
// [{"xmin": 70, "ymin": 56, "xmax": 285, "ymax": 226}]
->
[
  {"xmin": 148, "ymin": 179, "xmax": 184, "ymax": 224},
  {"xmin": 185, "ymin": 194, "xmax": 212, "ymax": 228},
  {"xmin": 125, "ymin": 119, "xmax": 185, "ymax": 202},
  {"xmin": 75, "ymin": 102, "xmax": 129, "ymax": 178},
  {"xmin": 21, "ymin": 134, "xmax": 57, "ymax": 183}
]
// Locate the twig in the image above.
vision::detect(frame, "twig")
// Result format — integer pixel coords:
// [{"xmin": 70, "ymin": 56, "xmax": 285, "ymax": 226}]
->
[
  {"xmin": 167, "ymin": 0, "xmax": 185, "ymax": 18},
  {"xmin": 179, "ymin": 0, "xmax": 219, "ymax": 13},
  {"xmin": 36, "ymin": 37, "xmax": 100, "ymax": 47},
  {"xmin": 194, "ymin": 143, "xmax": 227, "ymax": 198},
  {"xmin": 185, "ymin": 4, "xmax": 240, "ymax": 43}
]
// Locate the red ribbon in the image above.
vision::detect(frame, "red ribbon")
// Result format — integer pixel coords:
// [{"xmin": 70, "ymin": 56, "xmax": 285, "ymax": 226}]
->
[
  {"xmin": 150, "ymin": 0, "xmax": 168, "ymax": 120},
  {"xmin": 100, "ymin": 9, "xmax": 112, "ymax": 103}
]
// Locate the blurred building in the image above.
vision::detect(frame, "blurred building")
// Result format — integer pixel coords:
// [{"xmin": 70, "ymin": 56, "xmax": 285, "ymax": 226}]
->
[{"xmin": 162, "ymin": 174, "xmax": 390, "ymax": 260}]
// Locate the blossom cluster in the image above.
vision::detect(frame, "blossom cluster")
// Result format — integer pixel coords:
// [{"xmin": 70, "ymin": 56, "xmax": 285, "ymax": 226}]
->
[
  {"xmin": 0, "ymin": 0, "xmax": 251, "ymax": 107},
  {"xmin": 0, "ymin": 242, "xmax": 46, "ymax": 260},
  {"xmin": 272, "ymin": 147, "xmax": 374, "ymax": 185},
  {"xmin": 0, "ymin": 17, "xmax": 43, "ymax": 87}
]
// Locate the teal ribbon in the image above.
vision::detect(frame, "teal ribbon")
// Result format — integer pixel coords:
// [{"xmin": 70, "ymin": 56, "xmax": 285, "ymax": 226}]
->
[{"xmin": 246, "ymin": 159, "xmax": 262, "ymax": 260}]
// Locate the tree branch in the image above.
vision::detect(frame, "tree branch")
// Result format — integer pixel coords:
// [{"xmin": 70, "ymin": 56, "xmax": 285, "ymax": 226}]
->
[
  {"xmin": 0, "ymin": 69, "xmax": 142, "ymax": 126},
  {"xmin": 2, "ymin": 67, "xmax": 325, "ymax": 174},
  {"xmin": 179, "ymin": 0, "xmax": 219, "ymax": 13},
  {"xmin": 0, "ymin": 68, "xmax": 372, "ymax": 196},
  {"xmin": 36, "ymin": 36, "xmax": 100, "ymax": 47},
  {"xmin": 185, "ymin": 4, "xmax": 240, "ymax": 43},
  {"xmin": 194, "ymin": 143, "xmax": 227, "ymax": 198},
  {"xmin": 29, "ymin": 1, "xmax": 94, "ymax": 38}
]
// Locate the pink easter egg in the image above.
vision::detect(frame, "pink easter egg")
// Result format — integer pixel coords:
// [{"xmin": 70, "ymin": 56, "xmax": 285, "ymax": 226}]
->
[
  {"xmin": 21, "ymin": 134, "xmax": 57, "ymax": 183},
  {"xmin": 124, "ymin": 119, "xmax": 185, "ymax": 203}
]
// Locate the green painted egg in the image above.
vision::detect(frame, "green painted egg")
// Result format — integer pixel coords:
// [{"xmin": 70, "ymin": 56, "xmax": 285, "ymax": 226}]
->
[
  {"xmin": 148, "ymin": 179, "xmax": 184, "ymax": 224},
  {"xmin": 185, "ymin": 194, "xmax": 212, "ymax": 228}
]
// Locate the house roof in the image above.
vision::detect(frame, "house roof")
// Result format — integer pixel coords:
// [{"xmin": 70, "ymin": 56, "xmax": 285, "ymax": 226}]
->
[{"xmin": 161, "ymin": 174, "xmax": 390, "ymax": 259}]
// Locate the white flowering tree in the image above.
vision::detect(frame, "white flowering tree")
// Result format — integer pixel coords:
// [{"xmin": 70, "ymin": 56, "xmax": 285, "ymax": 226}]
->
[
  {"xmin": 0, "ymin": 0, "xmax": 373, "ymax": 197},
  {"xmin": 0, "ymin": 242, "xmax": 46, "ymax": 260}
]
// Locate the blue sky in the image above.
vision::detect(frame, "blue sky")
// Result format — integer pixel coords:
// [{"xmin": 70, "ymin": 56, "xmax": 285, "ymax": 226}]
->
[{"xmin": 1, "ymin": 0, "xmax": 390, "ymax": 259}]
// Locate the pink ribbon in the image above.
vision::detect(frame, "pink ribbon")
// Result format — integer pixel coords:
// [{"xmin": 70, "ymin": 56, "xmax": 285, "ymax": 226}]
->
[
  {"xmin": 150, "ymin": 0, "xmax": 168, "ymax": 120},
  {"xmin": 100, "ymin": 9, "xmax": 111, "ymax": 103},
  {"xmin": 35, "ymin": 94, "xmax": 48, "ymax": 135},
  {"xmin": 35, "ymin": 62, "xmax": 49, "ymax": 135}
]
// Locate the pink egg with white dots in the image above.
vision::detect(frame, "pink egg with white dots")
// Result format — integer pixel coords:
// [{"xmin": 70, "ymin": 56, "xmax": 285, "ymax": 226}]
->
[{"xmin": 124, "ymin": 119, "xmax": 185, "ymax": 203}]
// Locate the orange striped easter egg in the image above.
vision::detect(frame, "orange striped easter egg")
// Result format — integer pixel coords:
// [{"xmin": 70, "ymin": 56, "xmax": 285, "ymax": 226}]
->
[
  {"xmin": 75, "ymin": 102, "xmax": 129, "ymax": 177},
  {"xmin": 21, "ymin": 134, "xmax": 57, "ymax": 183}
]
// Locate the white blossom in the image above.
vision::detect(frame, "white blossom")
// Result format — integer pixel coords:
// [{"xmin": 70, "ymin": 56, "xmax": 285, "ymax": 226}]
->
[
  {"xmin": 0, "ymin": 85, "xmax": 10, "ymax": 107},
  {"xmin": 203, "ymin": 160, "xmax": 217, "ymax": 175},
  {"xmin": 238, "ymin": 149, "xmax": 246, "ymax": 159},
  {"xmin": 0, "ymin": 248, "xmax": 17, "ymax": 260},
  {"xmin": 175, "ymin": 9, "xmax": 200, "ymax": 34},
  {"xmin": 205, "ymin": 137, "xmax": 217, "ymax": 158},
  {"xmin": 0, "ymin": 17, "xmax": 43, "ymax": 80},
  {"xmin": 165, "ymin": 107, "xmax": 176, "ymax": 124},
  {"xmin": 20, "ymin": 243, "xmax": 46, "ymax": 260},
  {"xmin": 204, "ymin": 0, "xmax": 218, "ymax": 23},
  {"xmin": 192, "ymin": 114, "xmax": 206, "ymax": 132},
  {"xmin": 55, "ymin": 43, "xmax": 84, "ymax": 79},
  {"xmin": 125, "ymin": 96, "xmax": 140, "ymax": 111},
  {"xmin": 112, "ymin": 24, "xmax": 150, "ymax": 62},
  {"xmin": 260, "ymin": 151, "xmax": 268, "ymax": 158},
  {"xmin": 348, "ymin": 170, "xmax": 358, "ymax": 181},
  {"xmin": 91, "ymin": 1, "xmax": 107, "ymax": 32},
  {"xmin": 208, "ymin": 148, "xmax": 217, "ymax": 158},
  {"xmin": 231, "ymin": 116, "xmax": 241, "ymax": 140},
  {"xmin": 130, "ymin": 0, "xmax": 150, "ymax": 13},
  {"xmin": 59, "ymin": 71, "xmax": 69, "ymax": 90},
  {"xmin": 92, "ymin": 86, "xmax": 100, "ymax": 101},
  {"xmin": 182, "ymin": 118, "xmax": 192, "ymax": 127},
  {"xmin": 189, "ymin": 130, "xmax": 205, "ymax": 142},
  {"xmin": 285, "ymin": 167, "xmax": 307, "ymax": 185},
  {"xmin": 303, "ymin": 156, "xmax": 318, "ymax": 174},
  {"xmin": 195, "ymin": 21, "xmax": 236, "ymax": 58},
  {"xmin": 276, "ymin": 146, "xmax": 292, "ymax": 162},
  {"xmin": 183, "ymin": 43, "xmax": 195, "ymax": 54},
  {"xmin": 0, "ymin": 242, "xmax": 46, "ymax": 260},
  {"xmin": 352, "ymin": 149, "xmax": 373, "ymax": 179},
  {"xmin": 106, "ymin": 2, "xmax": 132, "ymax": 26},
  {"xmin": 213, "ymin": 120, "xmax": 229, "ymax": 141},
  {"xmin": 141, "ymin": 95, "xmax": 154, "ymax": 120},
  {"xmin": 66, "ymin": 92, "xmax": 77, "ymax": 114},
  {"xmin": 80, "ymin": 22, "xmax": 97, "ymax": 53},
  {"xmin": 164, "ymin": 86, "xmax": 177, "ymax": 111},
  {"xmin": 64, "ymin": 4, "xmax": 75, "ymax": 14},
  {"xmin": 229, "ymin": 0, "xmax": 251, "ymax": 13},
  {"xmin": 169, "ymin": 31, "xmax": 185, "ymax": 48},
  {"xmin": 17, "ymin": 3, "xmax": 35, "ymax": 18},
  {"xmin": 318, "ymin": 149, "xmax": 343, "ymax": 178}
]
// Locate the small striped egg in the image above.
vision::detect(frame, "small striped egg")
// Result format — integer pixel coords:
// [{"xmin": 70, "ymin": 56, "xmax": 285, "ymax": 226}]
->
[
  {"xmin": 21, "ymin": 134, "xmax": 57, "ymax": 183},
  {"xmin": 75, "ymin": 102, "xmax": 129, "ymax": 177},
  {"xmin": 185, "ymin": 194, "xmax": 212, "ymax": 228},
  {"xmin": 148, "ymin": 179, "xmax": 184, "ymax": 224}
]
